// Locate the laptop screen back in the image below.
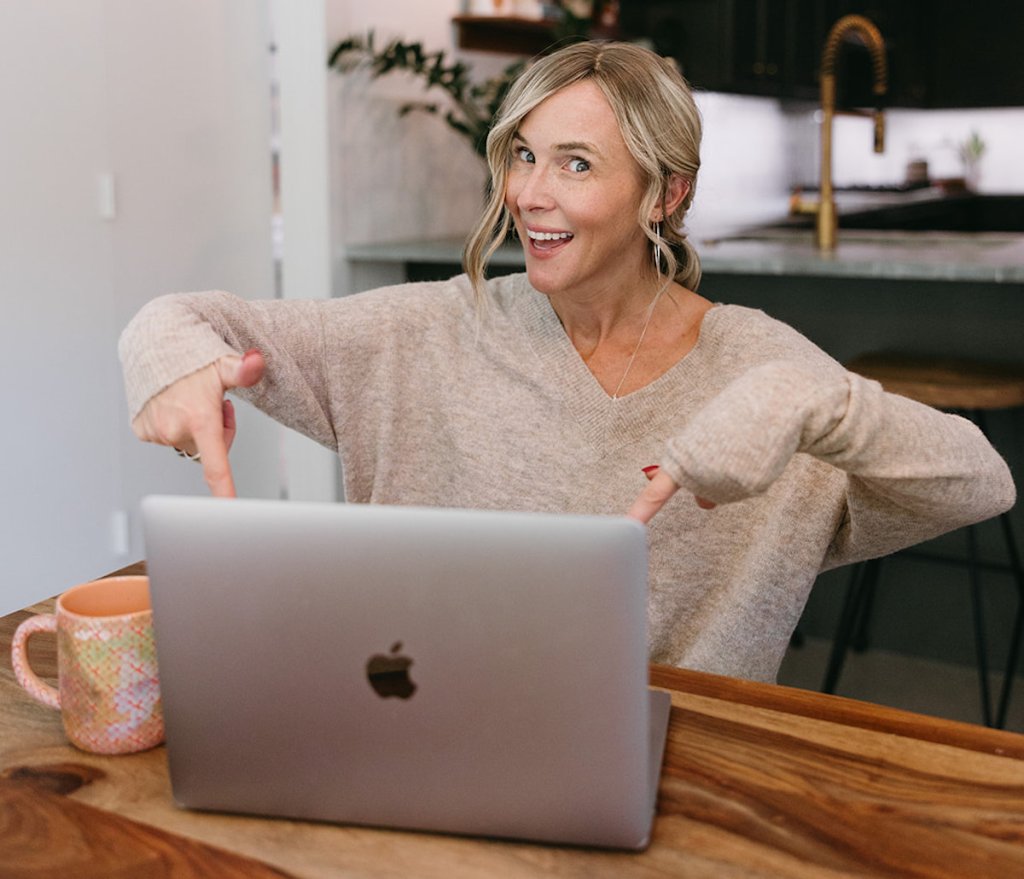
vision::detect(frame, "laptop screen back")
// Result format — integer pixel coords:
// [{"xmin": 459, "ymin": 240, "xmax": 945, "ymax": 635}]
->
[{"xmin": 142, "ymin": 496, "xmax": 664, "ymax": 849}]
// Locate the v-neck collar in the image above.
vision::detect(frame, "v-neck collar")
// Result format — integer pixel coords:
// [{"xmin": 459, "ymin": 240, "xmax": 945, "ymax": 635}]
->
[{"xmin": 507, "ymin": 277, "xmax": 728, "ymax": 449}]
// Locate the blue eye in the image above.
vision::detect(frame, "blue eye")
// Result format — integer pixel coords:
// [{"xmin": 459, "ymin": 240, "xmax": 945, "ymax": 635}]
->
[
  {"xmin": 567, "ymin": 157, "xmax": 590, "ymax": 173},
  {"xmin": 514, "ymin": 146, "xmax": 535, "ymax": 163}
]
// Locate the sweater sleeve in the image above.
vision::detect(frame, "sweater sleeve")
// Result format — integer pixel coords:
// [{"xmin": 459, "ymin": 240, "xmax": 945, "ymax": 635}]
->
[
  {"xmin": 657, "ymin": 359, "xmax": 1016, "ymax": 567},
  {"xmin": 118, "ymin": 291, "xmax": 338, "ymax": 451}
]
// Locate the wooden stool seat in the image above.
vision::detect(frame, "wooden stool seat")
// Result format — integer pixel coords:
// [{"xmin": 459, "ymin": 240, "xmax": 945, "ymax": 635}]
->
[
  {"xmin": 820, "ymin": 352, "xmax": 1024, "ymax": 728},
  {"xmin": 846, "ymin": 353, "xmax": 1024, "ymax": 411}
]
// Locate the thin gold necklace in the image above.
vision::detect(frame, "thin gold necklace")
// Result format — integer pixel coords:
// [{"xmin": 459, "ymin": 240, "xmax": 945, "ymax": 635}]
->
[{"xmin": 610, "ymin": 285, "xmax": 665, "ymax": 400}]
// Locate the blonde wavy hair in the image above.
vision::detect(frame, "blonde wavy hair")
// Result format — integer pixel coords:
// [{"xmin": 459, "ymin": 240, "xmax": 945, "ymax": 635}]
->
[{"xmin": 463, "ymin": 40, "xmax": 703, "ymax": 299}]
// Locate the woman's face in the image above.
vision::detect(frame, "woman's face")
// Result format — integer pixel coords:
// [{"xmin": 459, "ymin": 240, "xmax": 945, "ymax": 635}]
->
[{"xmin": 504, "ymin": 80, "xmax": 651, "ymax": 304}]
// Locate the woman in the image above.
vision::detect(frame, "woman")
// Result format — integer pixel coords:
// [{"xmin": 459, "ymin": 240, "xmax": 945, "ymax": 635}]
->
[{"xmin": 121, "ymin": 41, "xmax": 1014, "ymax": 681}]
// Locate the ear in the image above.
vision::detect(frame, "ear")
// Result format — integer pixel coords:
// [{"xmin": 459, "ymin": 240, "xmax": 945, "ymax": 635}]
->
[{"xmin": 650, "ymin": 175, "xmax": 690, "ymax": 222}]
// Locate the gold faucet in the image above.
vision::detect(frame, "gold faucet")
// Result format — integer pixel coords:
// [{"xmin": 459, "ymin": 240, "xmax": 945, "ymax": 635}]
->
[{"xmin": 792, "ymin": 15, "xmax": 888, "ymax": 250}]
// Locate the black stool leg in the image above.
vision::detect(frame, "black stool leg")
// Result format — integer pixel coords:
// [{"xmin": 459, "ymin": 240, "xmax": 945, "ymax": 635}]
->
[
  {"xmin": 823, "ymin": 559, "xmax": 881, "ymax": 694},
  {"xmin": 996, "ymin": 510, "xmax": 1024, "ymax": 729},
  {"xmin": 968, "ymin": 409, "xmax": 1023, "ymax": 729},
  {"xmin": 851, "ymin": 570, "xmax": 879, "ymax": 653},
  {"xmin": 967, "ymin": 522, "xmax": 994, "ymax": 727}
]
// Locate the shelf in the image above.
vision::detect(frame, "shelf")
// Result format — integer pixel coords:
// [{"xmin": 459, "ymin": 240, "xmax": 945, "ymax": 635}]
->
[{"xmin": 452, "ymin": 16, "xmax": 560, "ymax": 56}]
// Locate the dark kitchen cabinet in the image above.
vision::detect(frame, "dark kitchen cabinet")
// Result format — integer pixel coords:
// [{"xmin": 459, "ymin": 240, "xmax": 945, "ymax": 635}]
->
[
  {"xmin": 830, "ymin": 0, "xmax": 1024, "ymax": 108},
  {"xmin": 926, "ymin": 1, "xmax": 1024, "ymax": 108},
  {"xmin": 730, "ymin": 0, "xmax": 830, "ymax": 99},
  {"xmin": 617, "ymin": 1, "xmax": 729, "ymax": 89},
  {"xmin": 619, "ymin": 0, "xmax": 1024, "ymax": 108},
  {"xmin": 619, "ymin": 0, "xmax": 829, "ymax": 98},
  {"xmin": 618, "ymin": 0, "xmax": 924, "ymax": 104}
]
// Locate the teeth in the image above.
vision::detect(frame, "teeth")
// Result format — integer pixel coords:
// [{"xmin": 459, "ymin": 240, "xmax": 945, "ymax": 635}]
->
[{"xmin": 527, "ymin": 230, "xmax": 573, "ymax": 241}]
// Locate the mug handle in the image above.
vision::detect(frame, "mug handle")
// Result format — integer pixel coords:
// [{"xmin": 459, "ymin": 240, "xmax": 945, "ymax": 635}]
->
[{"xmin": 11, "ymin": 614, "xmax": 61, "ymax": 710}]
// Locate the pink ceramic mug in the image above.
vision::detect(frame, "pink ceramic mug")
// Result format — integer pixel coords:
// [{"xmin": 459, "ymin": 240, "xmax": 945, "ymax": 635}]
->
[{"xmin": 11, "ymin": 575, "xmax": 164, "ymax": 755}]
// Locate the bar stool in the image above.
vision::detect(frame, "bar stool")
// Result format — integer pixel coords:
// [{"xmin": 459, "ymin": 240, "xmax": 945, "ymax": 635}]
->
[{"xmin": 822, "ymin": 352, "xmax": 1024, "ymax": 728}]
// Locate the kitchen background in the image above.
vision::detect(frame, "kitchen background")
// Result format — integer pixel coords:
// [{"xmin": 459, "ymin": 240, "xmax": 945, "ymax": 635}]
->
[
  {"xmin": 3, "ymin": 0, "xmax": 1022, "ymax": 725},
  {"xmin": 332, "ymin": 1, "xmax": 1024, "ymax": 270}
]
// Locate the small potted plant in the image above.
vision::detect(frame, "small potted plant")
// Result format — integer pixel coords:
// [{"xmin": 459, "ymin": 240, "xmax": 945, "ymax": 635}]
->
[{"xmin": 958, "ymin": 130, "xmax": 986, "ymax": 192}]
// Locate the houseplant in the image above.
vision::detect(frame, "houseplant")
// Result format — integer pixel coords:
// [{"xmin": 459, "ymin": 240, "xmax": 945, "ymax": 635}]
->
[
  {"xmin": 326, "ymin": 7, "xmax": 592, "ymax": 160},
  {"xmin": 328, "ymin": 33, "xmax": 524, "ymax": 161}
]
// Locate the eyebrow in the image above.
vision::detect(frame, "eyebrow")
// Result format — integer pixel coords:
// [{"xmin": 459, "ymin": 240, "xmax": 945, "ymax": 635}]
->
[
  {"xmin": 512, "ymin": 132, "xmax": 604, "ymax": 158},
  {"xmin": 556, "ymin": 140, "xmax": 601, "ymax": 156}
]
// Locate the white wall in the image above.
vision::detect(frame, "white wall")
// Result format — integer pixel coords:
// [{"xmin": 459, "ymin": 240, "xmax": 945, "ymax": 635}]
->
[
  {"xmin": 270, "ymin": 0, "xmax": 339, "ymax": 502},
  {"xmin": 2, "ymin": 3, "xmax": 117, "ymax": 614},
  {"xmin": 689, "ymin": 91, "xmax": 792, "ymax": 238},
  {"xmin": 1, "ymin": 0, "xmax": 282, "ymax": 614},
  {"xmin": 830, "ymin": 106, "xmax": 1024, "ymax": 193}
]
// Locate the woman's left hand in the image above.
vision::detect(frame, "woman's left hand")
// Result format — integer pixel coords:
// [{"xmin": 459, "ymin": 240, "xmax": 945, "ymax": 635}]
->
[
  {"xmin": 625, "ymin": 361, "xmax": 850, "ymax": 525},
  {"xmin": 627, "ymin": 467, "xmax": 715, "ymax": 524}
]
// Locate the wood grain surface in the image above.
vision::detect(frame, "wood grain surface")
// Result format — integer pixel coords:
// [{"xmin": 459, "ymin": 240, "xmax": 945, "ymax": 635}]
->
[
  {"xmin": 3, "ymin": 569, "xmax": 1024, "ymax": 878},
  {"xmin": 0, "ymin": 764, "xmax": 297, "ymax": 878}
]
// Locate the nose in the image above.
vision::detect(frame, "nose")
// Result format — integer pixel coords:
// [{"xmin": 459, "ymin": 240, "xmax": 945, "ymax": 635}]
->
[{"xmin": 512, "ymin": 164, "xmax": 555, "ymax": 214}]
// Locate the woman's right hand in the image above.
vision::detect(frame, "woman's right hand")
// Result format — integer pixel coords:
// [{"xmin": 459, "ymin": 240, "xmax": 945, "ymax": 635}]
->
[{"xmin": 130, "ymin": 349, "xmax": 265, "ymax": 498}]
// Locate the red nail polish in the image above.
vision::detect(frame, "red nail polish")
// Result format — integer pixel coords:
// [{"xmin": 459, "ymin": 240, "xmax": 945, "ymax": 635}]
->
[{"xmin": 641, "ymin": 465, "xmax": 660, "ymax": 480}]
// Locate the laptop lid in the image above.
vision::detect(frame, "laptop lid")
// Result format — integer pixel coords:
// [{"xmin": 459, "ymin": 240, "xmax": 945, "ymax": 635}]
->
[{"xmin": 142, "ymin": 495, "xmax": 669, "ymax": 850}]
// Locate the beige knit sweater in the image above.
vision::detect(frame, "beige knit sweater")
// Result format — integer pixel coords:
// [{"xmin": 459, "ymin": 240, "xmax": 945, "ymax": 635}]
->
[{"xmin": 119, "ymin": 273, "xmax": 1015, "ymax": 681}]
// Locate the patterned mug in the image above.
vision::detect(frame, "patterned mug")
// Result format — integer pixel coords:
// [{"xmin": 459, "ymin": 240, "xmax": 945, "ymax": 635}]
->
[{"xmin": 11, "ymin": 575, "xmax": 164, "ymax": 754}]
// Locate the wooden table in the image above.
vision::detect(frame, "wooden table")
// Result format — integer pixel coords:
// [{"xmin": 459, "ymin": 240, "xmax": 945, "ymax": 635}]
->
[{"xmin": 3, "ymin": 566, "xmax": 1024, "ymax": 878}]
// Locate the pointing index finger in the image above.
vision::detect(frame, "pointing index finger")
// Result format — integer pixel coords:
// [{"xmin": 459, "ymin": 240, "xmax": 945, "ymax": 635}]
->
[
  {"xmin": 627, "ymin": 470, "xmax": 679, "ymax": 524},
  {"xmin": 192, "ymin": 416, "xmax": 236, "ymax": 498}
]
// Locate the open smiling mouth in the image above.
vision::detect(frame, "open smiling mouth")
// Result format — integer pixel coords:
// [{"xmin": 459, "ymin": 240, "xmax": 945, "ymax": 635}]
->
[{"xmin": 526, "ymin": 229, "xmax": 574, "ymax": 253}]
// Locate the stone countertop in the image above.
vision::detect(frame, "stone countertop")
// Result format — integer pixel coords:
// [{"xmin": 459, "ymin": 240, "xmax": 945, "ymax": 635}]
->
[
  {"xmin": 345, "ymin": 230, "xmax": 1024, "ymax": 285},
  {"xmin": 698, "ymin": 229, "xmax": 1024, "ymax": 283}
]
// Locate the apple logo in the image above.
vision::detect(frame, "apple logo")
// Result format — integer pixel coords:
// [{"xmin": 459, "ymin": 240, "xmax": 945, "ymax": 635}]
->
[{"xmin": 365, "ymin": 641, "xmax": 417, "ymax": 699}]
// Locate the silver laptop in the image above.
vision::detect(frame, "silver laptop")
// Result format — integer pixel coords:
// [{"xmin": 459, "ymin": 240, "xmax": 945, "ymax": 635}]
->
[{"xmin": 142, "ymin": 495, "xmax": 670, "ymax": 850}]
